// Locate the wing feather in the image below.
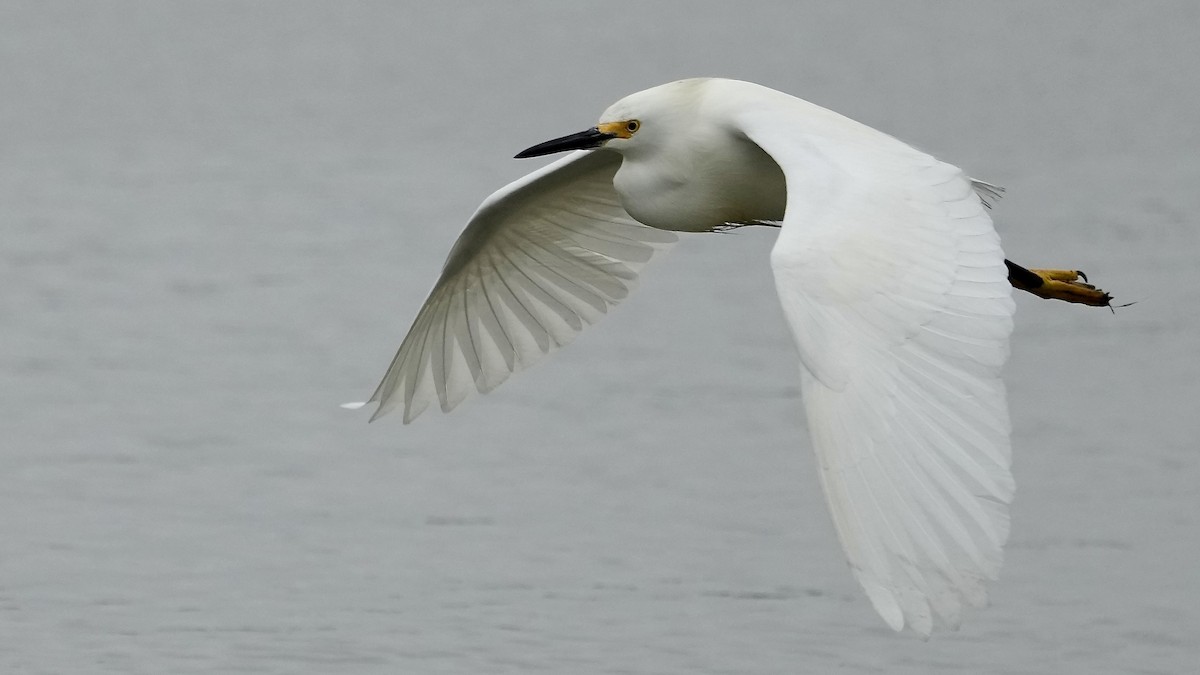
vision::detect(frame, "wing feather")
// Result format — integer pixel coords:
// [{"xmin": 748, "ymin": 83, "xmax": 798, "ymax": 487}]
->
[
  {"xmin": 366, "ymin": 150, "xmax": 676, "ymax": 422},
  {"xmin": 737, "ymin": 98, "xmax": 1015, "ymax": 635}
]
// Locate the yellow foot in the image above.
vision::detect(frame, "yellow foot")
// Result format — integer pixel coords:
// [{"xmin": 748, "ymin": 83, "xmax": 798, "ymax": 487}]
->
[{"xmin": 1005, "ymin": 260, "xmax": 1113, "ymax": 308}]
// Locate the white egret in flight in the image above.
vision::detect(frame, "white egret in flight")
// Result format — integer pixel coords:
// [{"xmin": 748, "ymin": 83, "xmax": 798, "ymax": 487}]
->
[{"xmin": 348, "ymin": 78, "xmax": 1111, "ymax": 635}]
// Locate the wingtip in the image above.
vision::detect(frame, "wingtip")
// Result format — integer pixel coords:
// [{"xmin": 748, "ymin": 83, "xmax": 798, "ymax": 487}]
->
[{"xmin": 340, "ymin": 401, "xmax": 368, "ymax": 410}]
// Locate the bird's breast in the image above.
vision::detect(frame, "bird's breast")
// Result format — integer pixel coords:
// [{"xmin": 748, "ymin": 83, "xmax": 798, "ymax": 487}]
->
[{"xmin": 612, "ymin": 138, "xmax": 786, "ymax": 233}]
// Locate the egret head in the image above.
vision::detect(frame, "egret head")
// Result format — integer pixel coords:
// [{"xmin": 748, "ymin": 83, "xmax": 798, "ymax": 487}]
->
[{"xmin": 514, "ymin": 79, "xmax": 704, "ymax": 159}]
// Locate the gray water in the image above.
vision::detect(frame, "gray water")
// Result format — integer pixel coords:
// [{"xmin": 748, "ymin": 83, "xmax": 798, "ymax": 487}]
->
[{"xmin": 3, "ymin": 2, "xmax": 1199, "ymax": 673}]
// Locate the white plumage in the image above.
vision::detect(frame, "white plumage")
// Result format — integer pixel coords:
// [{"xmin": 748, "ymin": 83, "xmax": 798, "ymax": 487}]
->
[
  {"xmin": 352, "ymin": 78, "xmax": 1016, "ymax": 635},
  {"xmin": 362, "ymin": 149, "xmax": 676, "ymax": 423}
]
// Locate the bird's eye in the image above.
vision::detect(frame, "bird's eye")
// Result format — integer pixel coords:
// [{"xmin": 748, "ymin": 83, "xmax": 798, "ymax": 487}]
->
[{"xmin": 625, "ymin": 120, "xmax": 640, "ymax": 133}]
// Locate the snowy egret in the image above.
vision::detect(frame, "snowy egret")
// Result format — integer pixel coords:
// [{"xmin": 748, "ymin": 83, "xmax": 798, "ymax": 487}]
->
[{"xmin": 348, "ymin": 78, "xmax": 1111, "ymax": 635}]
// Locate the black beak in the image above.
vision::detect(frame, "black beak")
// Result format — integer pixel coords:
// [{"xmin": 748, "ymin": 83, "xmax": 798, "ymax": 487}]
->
[{"xmin": 514, "ymin": 127, "xmax": 615, "ymax": 159}]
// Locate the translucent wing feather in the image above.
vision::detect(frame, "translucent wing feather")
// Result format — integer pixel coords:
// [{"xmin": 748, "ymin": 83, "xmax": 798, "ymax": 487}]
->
[
  {"xmin": 737, "ymin": 93, "xmax": 1016, "ymax": 636},
  {"xmin": 366, "ymin": 150, "xmax": 676, "ymax": 422}
]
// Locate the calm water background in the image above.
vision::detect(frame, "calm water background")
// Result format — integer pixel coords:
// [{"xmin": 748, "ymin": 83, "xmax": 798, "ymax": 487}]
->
[{"xmin": 3, "ymin": 2, "xmax": 1198, "ymax": 673}]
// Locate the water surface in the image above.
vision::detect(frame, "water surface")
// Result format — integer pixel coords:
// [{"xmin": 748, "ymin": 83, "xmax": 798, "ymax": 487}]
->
[{"xmin": 3, "ymin": 2, "xmax": 1198, "ymax": 673}]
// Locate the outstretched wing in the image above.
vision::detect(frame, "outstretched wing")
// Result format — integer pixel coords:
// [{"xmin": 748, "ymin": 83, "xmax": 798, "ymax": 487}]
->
[
  {"xmin": 364, "ymin": 149, "xmax": 676, "ymax": 423},
  {"xmin": 737, "ymin": 100, "xmax": 1016, "ymax": 635}
]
